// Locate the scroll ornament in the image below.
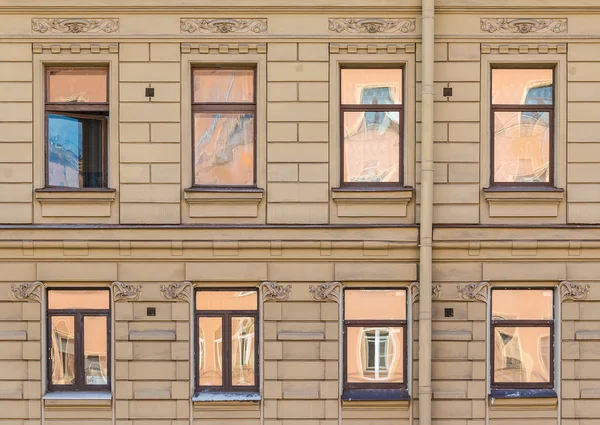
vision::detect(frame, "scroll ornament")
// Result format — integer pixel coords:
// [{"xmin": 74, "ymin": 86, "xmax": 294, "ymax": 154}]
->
[
  {"xmin": 480, "ymin": 18, "xmax": 567, "ymax": 34},
  {"xmin": 457, "ymin": 281, "xmax": 490, "ymax": 302},
  {"xmin": 181, "ymin": 18, "xmax": 267, "ymax": 34},
  {"xmin": 31, "ymin": 18, "xmax": 119, "ymax": 34},
  {"xmin": 559, "ymin": 281, "xmax": 590, "ymax": 302},
  {"xmin": 11, "ymin": 281, "xmax": 43, "ymax": 302},
  {"xmin": 328, "ymin": 18, "xmax": 416, "ymax": 34},
  {"xmin": 111, "ymin": 281, "xmax": 141, "ymax": 302},
  {"xmin": 309, "ymin": 282, "xmax": 342, "ymax": 302},
  {"xmin": 260, "ymin": 281, "xmax": 291, "ymax": 302},
  {"xmin": 161, "ymin": 281, "xmax": 193, "ymax": 303},
  {"xmin": 409, "ymin": 281, "xmax": 441, "ymax": 303}
]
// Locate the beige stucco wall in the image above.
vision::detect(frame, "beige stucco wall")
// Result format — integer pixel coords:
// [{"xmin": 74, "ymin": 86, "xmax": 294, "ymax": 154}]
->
[{"xmin": 1, "ymin": 1, "xmax": 600, "ymax": 425}]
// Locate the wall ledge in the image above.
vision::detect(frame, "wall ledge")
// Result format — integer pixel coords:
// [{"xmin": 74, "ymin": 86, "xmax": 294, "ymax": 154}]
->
[
  {"xmin": 184, "ymin": 187, "xmax": 263, "ymax": 218},
  {"xmin": 35, "ymin": 188, "xmax": 116, "ymax": 218},
  {"xmin": 483, "ymin": 187, "xmax": 564, "ymax": 218},
  {"xmin": 332, "ymin": 187, "xmax": 413, "ymax": 218}
]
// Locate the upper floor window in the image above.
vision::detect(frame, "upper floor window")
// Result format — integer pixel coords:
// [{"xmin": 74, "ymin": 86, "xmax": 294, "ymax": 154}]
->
[
  {"xmin": 195, "ymin": 289, "xmax": 258, "ymax": 393},
  {"xmin": 491, "ymin": 288, "xmax": 554, "ymax": 389},
  {"xmin": 192, "ymin": 68, "xmax": 256, "ymax": 187},
  {"xmin": 491, "ymin": 68, "xmax": 554, "ymax": 186},
  {"xmin": 340, "ymin": 67, "xmax": 404, "ymax": 186},
  {"xmin": 344, "ymin": 289, "xmax": 407, "ymax": 390},
  {"xmin": 45, "ymin": 67, "xmax": 109, "ymax": 189},
  {"xmin": 47, "ymin": 289, "xmax": 110, "ymax": 392}
]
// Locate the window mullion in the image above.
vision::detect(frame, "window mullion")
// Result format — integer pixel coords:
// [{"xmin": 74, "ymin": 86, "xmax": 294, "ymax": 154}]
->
[
  {"xmin": 76, "ymin": 313, "xmax": 84, "ymax": 390},
  {"xmin": 224, "ymin": 313, "xmax": 231, "ymax": 391}
]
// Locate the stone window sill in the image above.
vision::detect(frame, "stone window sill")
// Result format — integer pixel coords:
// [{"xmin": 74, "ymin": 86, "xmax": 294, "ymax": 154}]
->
[
  {"xmin": 35, "ymin": 188, "xmax": 116, "ymax": 218},
  {"xmin": 483, "ymin": 187, "xmax": 564, "ymax": 218},
  {"xmin": 341, "ymin": 388, "xmax": 410, "ymax": 410},
  {"xmin": 43, "ymin": 391, "xmax": 112, "ymax": 408},
  {"xmin": 184, "ymin": 187, "xmax": 264, "ymax": 218},
  {"xmin": 332, "ymin": 187, "xmax": 414, "ymax": 218},
  {"xmin": 489, "ymin": 388, "xmax": 557, "ymax": 410},
  {"xmin": 192, "ymin": 391, "xmax": 260, "ymax": 411}
]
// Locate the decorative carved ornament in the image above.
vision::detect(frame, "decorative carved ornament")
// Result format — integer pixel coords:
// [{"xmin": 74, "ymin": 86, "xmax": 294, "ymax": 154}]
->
[
  {"xmin": 457, "ymin": 281, "xmax": 490, "ymax": 302},
  {"xmin": 161, "ymin": 281, "xmax": 193, "ymax": 303},
  {"xmin": 559, "ymin": 281, "xmax": 590, "ymax": 302},
  {"xmin": 480, "ymin": 18, "xmax": 567, "ymax": 34},
  {"xmin": 329, "ymin": 18, "xmax": 416, "ymax": 34},
  {"xmin": 111, "ymin": 281, "xmax": 141, "ymax": 302},
  {"xmin": 31, "ymin": 19, "xmax": 119, "ymax": 34},
  {"xmin": 11, "ymin": 281, "xmax": 43, "ymax": 302},
  {"xmin": 409, "ymin": 281, "xmax": 441, "ymax": 303},
  {"xmin": 309, "ymin": 282, "xmax": 342, "ymax": 302},
  {"xmin": 260, "ymin": 281, "xmax": 291, "ymax": 302},
  {"xmin": 181, "ymin": 18, "xmax": 267, "ymax": 34}
]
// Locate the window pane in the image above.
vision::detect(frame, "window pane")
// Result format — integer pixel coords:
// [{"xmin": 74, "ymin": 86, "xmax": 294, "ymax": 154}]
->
[
  {"xmin": 50, "ymin": 316, "xmax": 76, "ymax": 385},
  {"xmin": 231, "ymin": 317, "xmax": 255, "ymax": 386},
  {"xmin": 48, "ymin": 290, "xmax": 109, "ymax": 310},
  {"xmin": 48, "ymin": 114, "xmax": 105, "ymax": 188},
  {"xmin": 494, "ymin": 326, "xmax": 551, "ymax": 384},
  {"xmin": 47, "ymin": 68, "xmax": 108, "ymax": 103},
  {"xmin": 347, "ymin": 326, "xmax": 404, "ymax": 383},
  {"xmin": 194, "ymin": 113, "xmax": 254, "ymax": 185},
  {"xmin": 196, "ymin": 291, "xmax": 257, "ymax": 311},
  {"xmin": 341, "ymin": 68, "xmax": 403, "ymax": 105},
  {"xmin": 193, "ymin": 69, "xmax": 254, "ymax": 103},
  {"xmin": 345, "ymin": 290, "xmax": 406, "ymax": 320},
  {"xmin": 492, "ymin": 69, "xmax": 553, "ymax": 105},
  {"xmin": 492, "ymin": 289, "xmax": 553, "ymax": 320},
  {"xmin": 198, "ymin": 317, "xmax": 223, "ymax": 386},
  {"xmin": 343, "ymin": 111, "xmax": 400, "ymax": 183},
  {"xmin": 493, "ymin": 111, "xmax": 550, "ymax": 183},
  {"xmin": 84, "ymin": 316, "xmax": 108, "ymax": 385}
]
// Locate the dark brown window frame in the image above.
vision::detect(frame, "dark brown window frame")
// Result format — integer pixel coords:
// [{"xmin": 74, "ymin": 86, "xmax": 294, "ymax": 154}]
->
[
  {"xmin": 44, "ymin": 66, "xmax": 109, "ymax": 189},
  {"xmin": 46, "ymin": 288, "xmax": 111, "ymax": 393},
  {"xmin": 490, "ymin": 287, "xmax": 555, "ymax": 390},
  {"xmin": 191, "ymin": 66, "xmax": 258, "ymax": 188},
  {"xmin": 490, "ymin": 66, "xmax": 555, "ymax": 187},
  {"xmin": 194, "ymin": 288, "xmax": 259, "ymax": 394},
  {"xmin": 340, "ymin": 65, "xmax": 405, "ymax": 188},
  {"xmin": 343, "ymin": 288, "xmax": 408, "ymax": 390}
]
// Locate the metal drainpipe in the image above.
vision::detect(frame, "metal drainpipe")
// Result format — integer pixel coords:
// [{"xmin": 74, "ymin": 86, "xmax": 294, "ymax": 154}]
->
[{"xmin": 419, "ymin": 0, "xmax": 435, "ymax": 424}]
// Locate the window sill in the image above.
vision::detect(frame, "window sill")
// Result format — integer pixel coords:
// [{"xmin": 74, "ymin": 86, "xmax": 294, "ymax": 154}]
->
[
  {"xmin": 483, "ymin": 187, "xmax": 564, "ymax": 218},
  {"xmin": 184, "ymin": 187, "xmax": 264, "ymax": 218},
  {"xmin": 489, "ymin": 388, "xmax": 557, "ymax": 410},
  {"xmin": 192, "ymin": 392, "xmax": 260, "ymax": 411},
  {"xmin": 43, "ymin": 391, "xmax": 112, "ymax": 409},
  {"xmin": 35, "ymin": 188, "xmax": 116, "ymax": 218},
  {"xmin": 341, "ymin": 389, "xmax": 410, "ymax": 410},
  {"xmin": 332, "ymin": 187, "xmax": 413, "ymax": 218}
]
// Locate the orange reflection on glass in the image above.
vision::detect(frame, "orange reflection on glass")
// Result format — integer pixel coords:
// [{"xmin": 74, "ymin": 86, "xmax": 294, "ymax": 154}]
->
[
  {"xmin": 48, "ymin": 290, "xmax": 109, "ymax": 310},
  {"xmin": 345, "ymin": 290, "xmax": 406, "ymax": 320},
  {"xmin": 199, "ymin": 317, "xmax": 223, "ymax": 386},
  {"xmin": 341, "ymin": 68, "xmax": 403, "ymax": 105},
  {"xmin": 347, "ymin": 326, "xmax": 403, "ymax": 383},
  {"xmin": 492, "ymin": 289, "xmax": 553, "ymax": 320},
  {"xmin": 343, "ymin": 111, "xmax": 400, "ymax": 183},
  {"xmin": 196, "ymin": 291, "xmax": 257, "ymax": 311},
  {"xmin": 51, "ymin": 316, "xmax": 76, "ymax": 385},
  {"xmin": 231, "ymin": 317, "xmax": 255, "ymax": 386},
  {"xmin": 47, "ymin": 68, "xmax": 108, "ymax": 103},
  {"xmin": 84, "ymin": 316, "xmax": 108, "ymax": 385},
  {"xmin": 193, "ymin": 69, "xmax": 254, "ymax": 103},
  {"xmin": 492, "ymin": 69, "xmax": 553, "ymax": 105},
  {"xmin": 493, "ymin": 111, "xmax": 550, "ymax": 183},
  {"xmin": 194, "ymin": 113, "xmax": 254, "ymax": 185},
  {"xmin": 494, "ymin": 326, "xmax": 551, "ymax": 383}
]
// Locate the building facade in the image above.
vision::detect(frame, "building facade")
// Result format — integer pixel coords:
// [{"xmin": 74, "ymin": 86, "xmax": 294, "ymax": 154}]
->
[{"xmin": 0, "ymin": 1, "xmax": 598, "ymax": 425}]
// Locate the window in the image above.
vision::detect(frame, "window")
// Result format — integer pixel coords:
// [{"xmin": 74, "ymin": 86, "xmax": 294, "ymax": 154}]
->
[
  {"xmin": 47, "ymin": 289, "xmax": 110, "ymax": 392},
  {"xmin": 491, "ymin": 288, "xmax": 554, "ymax": 389},
  {"xmin": 340, "ymin": 67, "xmax": 403, "ymax": 186},
  {"xmin": 192, "ymin": 68, "xmax": 256, "ymax": 187},
  {"xmin": 195, "ymin": 290, "xmax": 258, "ymax": 393},
  {"xmin": 45, "ymin": 67, "xmax": 109, "ymax": 189},
  {"xmin": 491, "ymin": 68, "xmax": 554, "ymax": 185},
  {"xmin": 344, "ymin": 289, "xmax": 407, "ymax": 389}
]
